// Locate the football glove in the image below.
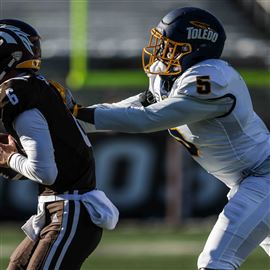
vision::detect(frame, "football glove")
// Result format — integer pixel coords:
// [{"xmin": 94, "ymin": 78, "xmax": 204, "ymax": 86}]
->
[
  {"xmin": 0, "ymin": 133, "xmax": 24, "ymax": 180},
  {"xmin": 139, "ymin": 89, "xmax": 157, "ymax": 107},
  {"xmin": 0, "ymin": 133, "xmax": 17, "ymax": 167}
]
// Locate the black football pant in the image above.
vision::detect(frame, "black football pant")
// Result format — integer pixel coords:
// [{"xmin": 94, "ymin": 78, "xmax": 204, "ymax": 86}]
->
[{"xmin": 7, "ymin": 200, "xmax": 103, "ymax": 270}]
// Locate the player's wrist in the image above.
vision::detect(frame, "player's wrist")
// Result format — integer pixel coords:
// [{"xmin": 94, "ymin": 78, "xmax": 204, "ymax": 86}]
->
[
  {"xmin": 6, "ymin": 152, "xmax": 16, "ymax": 167},
  {"xmin": 76, "ymin": 107, "xmax": 95, "ymax": 124}
]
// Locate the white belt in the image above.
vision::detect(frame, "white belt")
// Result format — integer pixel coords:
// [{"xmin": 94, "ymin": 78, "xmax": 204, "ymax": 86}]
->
[
  {"xmin": 22, "ymin": 189, "xmax": 119, "ymax": 241},
  {"xmin": 38, "ymin": 193, "xmax": 81, "ymax": 203}
]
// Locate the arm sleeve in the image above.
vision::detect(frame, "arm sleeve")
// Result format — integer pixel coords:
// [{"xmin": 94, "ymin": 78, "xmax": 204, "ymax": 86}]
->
[
  {"xmin": 76, "ymin": 93, "xmax": 143, "ymax": 133},
  {"xmin": 90, "ymin": 93, "xmax": 142, "ymax": 109},
  {"xmin": 94, "ymin": 95, "xmax": 234, "ymax": 133},
  {"xmin": 109, "ymin": 93, "xmax": 142, "ymax": 107},
  {"xmin": 8, "ymin": 109, "xmax": 58, "ymax": 185}
]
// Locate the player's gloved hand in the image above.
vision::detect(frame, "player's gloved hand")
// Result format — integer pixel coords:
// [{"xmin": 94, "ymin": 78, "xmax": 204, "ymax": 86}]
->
[
  {"xmin": 0, "ymin": 134, "xmax": 25, "ymax": 180},
  {"xmin": 0, "ymin": 134, "xmax": 18, "ymax": 167},
  {"xmin": 49, "ymin": 80, "xmax": 82, "ymax": 117},
  {"xmin": 139, "ymin": 89, "xmax": 157, "ymax": 107}
]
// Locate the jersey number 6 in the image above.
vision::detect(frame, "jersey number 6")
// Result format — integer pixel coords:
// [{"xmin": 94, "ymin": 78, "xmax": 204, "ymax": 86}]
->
[{"xmin": 5, "ymin": 88, "xmax": 19, "ymax": 105}]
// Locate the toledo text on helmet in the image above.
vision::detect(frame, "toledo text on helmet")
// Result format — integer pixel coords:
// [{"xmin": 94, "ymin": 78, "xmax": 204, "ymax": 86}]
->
[{"xmin": 186, "ymin": 26, "xmax": 218, "ymax": 43}]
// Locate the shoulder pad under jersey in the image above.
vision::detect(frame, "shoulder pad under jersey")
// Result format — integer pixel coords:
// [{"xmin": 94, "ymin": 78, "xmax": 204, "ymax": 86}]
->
[
  {"xmin": 0, "ymin": 75, "xmax": 37, "ymax": 124},
  {"xmin": 173, "ymin": 59, "xmax": 230, "ymax": 99},
  {"xmin": 0, "ymin": 76, "xmax": 29, "ymax": 108}
]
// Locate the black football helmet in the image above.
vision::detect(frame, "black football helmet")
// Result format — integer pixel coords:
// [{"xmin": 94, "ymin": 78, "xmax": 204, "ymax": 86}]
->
[
  {"xmin": 0, "ymin": 19, "xmax": 41, "ymax": 82},
  {"xmin": 142, "ymin": 7, "xmax": 226, "ymax": 76}
]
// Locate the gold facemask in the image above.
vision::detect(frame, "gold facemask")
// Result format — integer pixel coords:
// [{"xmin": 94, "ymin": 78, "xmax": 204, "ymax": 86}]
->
[
  {"xmin": 16, "ymin": 59, "xmax": 41, "ymax": 70},
  {"xmin": 142, "ymin": 28, "xmax": 192, "ymax": 76}
]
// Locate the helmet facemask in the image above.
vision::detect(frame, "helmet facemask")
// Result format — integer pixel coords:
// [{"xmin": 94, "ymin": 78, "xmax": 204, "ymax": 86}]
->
[{"xmin": 142, "ymin": 28, "xmax": 192, "ymax": 76}]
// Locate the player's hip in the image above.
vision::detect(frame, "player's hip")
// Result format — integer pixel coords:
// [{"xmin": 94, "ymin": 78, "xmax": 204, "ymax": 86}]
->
[{"xmin": 40, "ymin": 200, "xmax": 102, "ymax": 269}]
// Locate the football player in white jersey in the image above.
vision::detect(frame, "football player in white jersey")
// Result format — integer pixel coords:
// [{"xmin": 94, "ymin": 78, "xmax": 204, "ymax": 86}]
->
[{"xmin": 71, "ymin": 7, "xmax": 270, "ymax": 270}]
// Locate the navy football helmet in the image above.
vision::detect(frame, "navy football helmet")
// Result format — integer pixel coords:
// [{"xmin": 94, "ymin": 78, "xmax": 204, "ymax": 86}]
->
[
  {"xmin": 0, "ymin": 19, "xmax": 41, "ymax": 82},
  {"xmin": 142, "ymin": 7, "xmax": 226, "ymax": 76}
]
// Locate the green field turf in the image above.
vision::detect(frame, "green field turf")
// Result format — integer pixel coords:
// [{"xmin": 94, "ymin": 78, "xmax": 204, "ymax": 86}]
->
[
  {"xmin": 68, "ymin": 69, "xmax": 270, "ymax": 89},
  {"xmin": 0, "ymin": 223, "xmax": 269, "ymax": 270}
]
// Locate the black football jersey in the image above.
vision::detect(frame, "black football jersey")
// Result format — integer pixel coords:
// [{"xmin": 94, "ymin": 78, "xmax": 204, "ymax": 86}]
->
[{"xmin": 0, "ymin": 72, "xmax": 96, "ymax": 195}]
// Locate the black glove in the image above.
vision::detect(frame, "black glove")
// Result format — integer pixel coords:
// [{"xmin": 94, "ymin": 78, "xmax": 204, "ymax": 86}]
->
[
  {"xmin": 76, "ymin": 107, "xmax": 96, "ymax": 124},
  {"xmin": 0, "ymin": 133, "xmax": 23, "ymax": 180},
  {"xmin": 139, "ymin": 89, "xmax": 157, "ymax": 107}
]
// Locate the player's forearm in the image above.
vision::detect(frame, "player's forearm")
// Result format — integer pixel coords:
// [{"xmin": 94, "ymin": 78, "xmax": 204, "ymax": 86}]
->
[
  {"xmin": 11, "ymin": 109, "xmax": 58, "ymax": 185},
  {"xmin": 76, "ymin": 93, "xmax": 144, "ymax": 124},
  {"xmin": 93, "ymin": 96, "xmax": 233, "ymax": 133},
  {"xmin": 111, "ymin": 93, "xmax": 143, "ymax": 107},
  {"xmin": 9, "ymin": 153, "xmax": 57, "ymax": 185},
  {"xmin": 77, "ymin": 105, "xmax": 164, "ymax": 132}
]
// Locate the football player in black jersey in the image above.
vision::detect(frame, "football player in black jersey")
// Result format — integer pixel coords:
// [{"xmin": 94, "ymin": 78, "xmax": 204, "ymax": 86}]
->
[{"xmin": 0, "ymin": 19, "xmax": 118, "ymax": 270}]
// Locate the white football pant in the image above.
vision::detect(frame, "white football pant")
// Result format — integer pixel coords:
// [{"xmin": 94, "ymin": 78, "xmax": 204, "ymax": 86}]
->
[{"xmin": 197, "ymin": 172, "xmax": 270, "ymax": 269}]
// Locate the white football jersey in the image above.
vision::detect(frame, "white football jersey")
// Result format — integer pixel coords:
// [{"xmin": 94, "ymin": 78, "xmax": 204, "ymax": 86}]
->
[
  {"xmin": 157, "ymin": 59, "xmax": 270, "ymax": 187},
  {"xmin": 94, "ymin": 59, "xmax": 270, "ymax": 188}
]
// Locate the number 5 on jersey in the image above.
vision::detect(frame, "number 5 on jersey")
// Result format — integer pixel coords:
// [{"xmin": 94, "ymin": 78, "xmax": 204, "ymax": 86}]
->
[
  {"xmin": 196, "ymin": 75, "xmax": 211, "ymax": 94},
  {"xmin": 5, "ymin": 88, "xmax": 19, "ymax": 105}
]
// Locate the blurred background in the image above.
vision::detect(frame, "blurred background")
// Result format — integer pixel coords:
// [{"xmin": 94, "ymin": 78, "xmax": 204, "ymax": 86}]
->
[{"xmin": 0, "ymin": 0, "xmax": 269, "ymax": 269}]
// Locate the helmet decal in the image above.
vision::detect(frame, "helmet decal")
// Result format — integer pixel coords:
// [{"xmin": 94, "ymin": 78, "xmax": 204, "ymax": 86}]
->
[
  {"xmin": 0, "ymin": 24, "xmax": 34, "ymax": 55},
  {"xmin": 190, "ymin": 21, "xmax": 209, "ymax": 29},
  {"xmin": 0, "ymin": 31, "xmax": 17, "ymax": 45},
  {"xmin": 186, "ymin": 26, "xmax": 218, "ymax": 42}
]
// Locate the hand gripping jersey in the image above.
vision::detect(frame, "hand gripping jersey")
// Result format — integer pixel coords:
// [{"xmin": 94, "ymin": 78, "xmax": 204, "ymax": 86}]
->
[
  {"xmin": 0, "ymin": 73, "xmax": 96, "ymax": 195},
  {"xmin": 93, "ymin": 59, "xmax": 270, "ymax": 188}
]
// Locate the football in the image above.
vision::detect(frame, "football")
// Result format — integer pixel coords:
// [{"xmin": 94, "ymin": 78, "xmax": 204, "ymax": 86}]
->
[
  {"xmin": 0, "ymin": 133, "xmax": 24, "ymax": 180},
  {"xmin": 0, "ymin": 133, "xmax": 9, "ymax": 144}
]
